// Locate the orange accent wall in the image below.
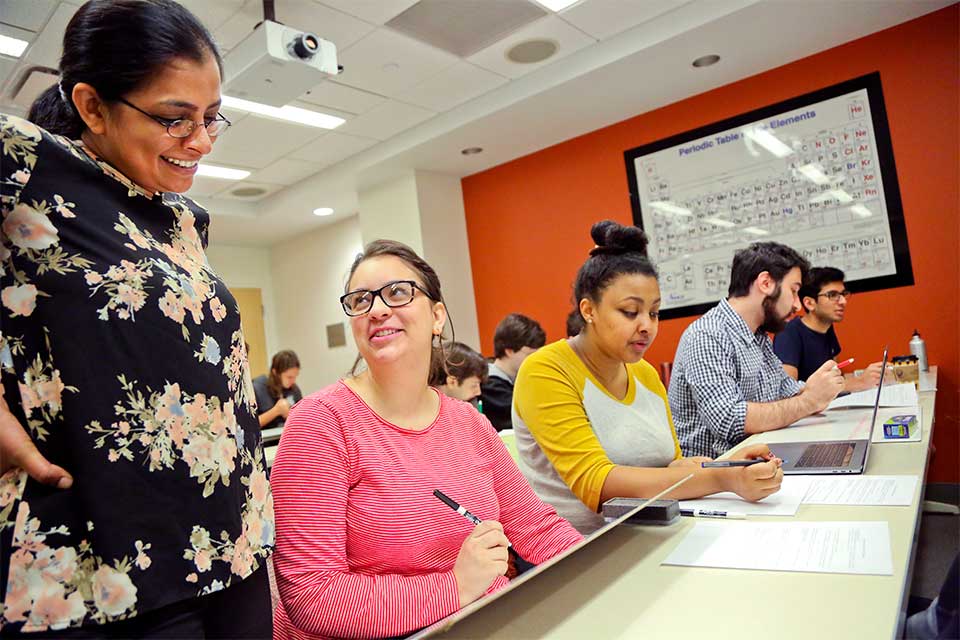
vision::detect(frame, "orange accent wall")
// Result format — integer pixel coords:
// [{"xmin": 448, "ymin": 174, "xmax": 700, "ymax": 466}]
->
[{"xmin": 463, "ymin": 6, "xmax": 959, "ymax": 482}]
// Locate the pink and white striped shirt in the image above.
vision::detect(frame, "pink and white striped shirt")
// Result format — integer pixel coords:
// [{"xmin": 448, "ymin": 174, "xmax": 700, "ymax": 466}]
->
[{"xmin": 271, "ymin": 382, "xmax": 582, "ymax": 639}]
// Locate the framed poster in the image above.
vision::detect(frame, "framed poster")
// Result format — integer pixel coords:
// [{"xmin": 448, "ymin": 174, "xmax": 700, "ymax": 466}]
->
[{"xmin": 624, "ymin": 72, "xmax": 912, "ymax": 319}]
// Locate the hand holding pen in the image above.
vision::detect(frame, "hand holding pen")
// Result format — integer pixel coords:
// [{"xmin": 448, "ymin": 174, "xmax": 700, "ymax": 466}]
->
[
  {"xmin": 434, "ymin": 489, "xmax": 533, "ymax": 607},
  {"xmin": 701, "ymin": 444, "xmax": 783, "ymax": 503}
]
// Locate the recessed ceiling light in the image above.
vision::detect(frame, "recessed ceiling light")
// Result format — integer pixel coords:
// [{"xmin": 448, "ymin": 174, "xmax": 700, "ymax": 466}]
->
[
  {"xmin": 381, "ymin": 62, "xmax": 401, "ymax": 73},
  {"xmin": 506, "ymin": 39, "xmax": 558, "ymax": 64},
  {"xmin": 221, "ymin": 95, "xmax": 345, "ymax": 129},
  {"xmin": 692, "ymin": 54, "xmax": 721, "ymax": 68},
  {"xmin": 197, "ymin": 164, "xmax": 251, "ymax": 180},
  {"xmin": 531, "ymin": 0, "xmax": 581, "ymax": 11},
  {"xmin": 230, "ymin": 186, "xmax": 268, "ymax": 198},
  {"xmin": 461, "ymin": 147, "xmax": 483, "ymax": 155},
  {"xmin": 0, "ymin": 34, "xmax": 29, "ymax": 58},
  {"xmin": 313, "ymin": 207, "xmax": 334, "ymax": 216}
]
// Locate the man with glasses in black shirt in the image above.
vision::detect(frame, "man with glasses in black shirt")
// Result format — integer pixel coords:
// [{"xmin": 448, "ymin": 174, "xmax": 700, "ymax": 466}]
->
[{"xmin": 774, "ymin": 267, "xmax": 884, "ymax": 391}]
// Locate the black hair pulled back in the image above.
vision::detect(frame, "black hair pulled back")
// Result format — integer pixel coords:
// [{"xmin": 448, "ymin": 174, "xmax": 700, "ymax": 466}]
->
[
  {"xmin": 573, "ymin": 220, "xmax": 658, "ymax": 306},
  {"xmin": 28, "ymin": 0, "xmax": 222, "ymax": 139}
]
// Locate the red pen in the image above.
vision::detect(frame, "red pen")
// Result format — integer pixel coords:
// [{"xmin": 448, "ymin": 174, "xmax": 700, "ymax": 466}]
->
[{"xmin": 837, "ymin": 358, "xmax": 855, "ymax": 369}]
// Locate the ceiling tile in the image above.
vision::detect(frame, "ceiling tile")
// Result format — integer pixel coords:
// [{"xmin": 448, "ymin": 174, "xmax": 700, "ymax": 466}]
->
[
  {"xmin": 396, "ymin": 61, "xmax": 508, "ymax": 112},
  {"xmin": 186, "ymin": 175, "xmax": 232, "ymax": 199},
  {"xmin": 250, "ymin": 158, "xmax": 325, "ymax": 185},
  {"xmin": 559, "ymin": 0, "xmax": 689, "ymax": 40},
  {"xmin": 289, "ymin": 130, "xmax": 378, "ymax": 166},
  {"xmin": 174, "ymin": 0, "xmax": 247, "ymax": 33},
  {"xmin": 468, "ymin": 14, "xmax": 596, "ymax": 79},
  {"xmin": 316, "ymin": 0, "xmax": 419, "ymax": 26},
  {"xmin": 204, "ymin": 114, "xmax": 327, "ymax": 168},
  {"xmin": 21, "ymin": 2, "xmax": 75, "ymax": 68},
  {"xmin": 212, "ymin": 181, "xmax": 284, "ymax": 201},
  {"xmin": 335, "ymin": 28, "xmax": 458, "ymax": 98},
  {"xmin": 298, "ymin": 80, "xmax": 387, "ymax": 114},
  {"xmin": 11, "ymin": 67, "xmax": 57, "ymax": 109},
  {"xmin": 0, "ymin": 0, "xmax": 57, "ymax": 32},
  {"xmin": 20, "ymin": 2, "xmax": 77, "ymax": 68},
  {"xmin": 214, "ymin": 0, "xmax": 374, "ymax": 52},
  {"xmin": 336, "ymin": 99, "xmax": 435, "ymax": 140}
]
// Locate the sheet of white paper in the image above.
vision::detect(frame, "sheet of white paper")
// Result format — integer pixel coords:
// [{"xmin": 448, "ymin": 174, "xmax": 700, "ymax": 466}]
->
[
  {"xmin": 827, "ymin": 383, "xmax": 918, "ymax": 410},
  {"xmin": 679, "ymin": 476, "xmax": 812, "ymax": 516},
  {"xmin": 662, "ymin": 521, "xmax": 893, "ymax": 575},
  {"xmin": 801, "ymin": 475, "xmax": 919, "ymax": 506}
]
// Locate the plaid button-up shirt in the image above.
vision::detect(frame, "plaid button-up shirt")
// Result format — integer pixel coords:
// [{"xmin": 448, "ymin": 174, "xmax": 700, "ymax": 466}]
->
[{"xmin": 669, "ymin": 298, "xmax": 803, "ymax": 458}]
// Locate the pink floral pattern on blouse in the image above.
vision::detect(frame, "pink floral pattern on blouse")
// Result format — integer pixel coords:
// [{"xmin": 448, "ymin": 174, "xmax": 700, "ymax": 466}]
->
[{"xmin": 0, "ymin": 115, "xmax": 273, "ymax": 633}]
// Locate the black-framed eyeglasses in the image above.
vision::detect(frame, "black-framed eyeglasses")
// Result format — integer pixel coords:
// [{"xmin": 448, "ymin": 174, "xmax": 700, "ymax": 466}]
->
[
  {"xmin": 117, "ymin": 97, "xmax": 231, "ymax": 138},
  {"xmin": 340, "ymin": 280, "xmax": 432, "ymax": 317},
  {"xmin": 818, "ymin": 289, "xmax": 852, "ymax": 301}
]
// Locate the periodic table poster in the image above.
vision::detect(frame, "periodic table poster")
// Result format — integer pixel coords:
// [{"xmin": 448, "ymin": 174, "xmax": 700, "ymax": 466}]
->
[{"xmin": 625, "ymin": 73, "xmax": 912, "ymax": 319}]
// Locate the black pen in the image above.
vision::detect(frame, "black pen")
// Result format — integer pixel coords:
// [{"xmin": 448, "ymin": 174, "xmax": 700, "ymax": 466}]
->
[
  {"xmin": 433, "ymin": 489, "xmax": 484, "ymax": 526},
  {"xmin": 433, "ymin": 489, "xmax": 536, "ymax": 576},
  {"xmin": 701, "ymin": 458, "xmax": 771, "ymax": 468}
]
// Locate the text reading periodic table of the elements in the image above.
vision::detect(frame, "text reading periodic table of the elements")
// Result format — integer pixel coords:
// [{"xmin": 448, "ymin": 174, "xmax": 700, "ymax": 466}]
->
[{"xmin": 624, "ymin": 73, "xmax": 912, "ymax": 319}]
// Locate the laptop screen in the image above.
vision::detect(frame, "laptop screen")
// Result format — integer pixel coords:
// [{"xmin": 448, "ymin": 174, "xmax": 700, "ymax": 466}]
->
[{"xmin": 861, "ymin": 346, "xmax": 890, "ymax": 467}]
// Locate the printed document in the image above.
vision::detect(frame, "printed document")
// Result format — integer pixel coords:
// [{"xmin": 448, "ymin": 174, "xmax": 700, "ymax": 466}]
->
[
  {"xmin": 663, "ymin": 521, "xmax": 893, "ymax": 575},
  {"xmin": 800, "ymin": 475, "xmax": 918, "ymax": 506},
  {"xmin": 827, "ymin": 383, "xmax": 918, "ymax": 410}
]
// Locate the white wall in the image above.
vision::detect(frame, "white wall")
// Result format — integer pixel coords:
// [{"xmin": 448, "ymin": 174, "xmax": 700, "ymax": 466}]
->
[
  {"xmin": 269, "ymin": 215, "xmax": 365, "ymax": 396},
  {"xmin": 415, "ymin": 171, "xmax": 481, "ymax": 351},
  {"xmin": 205, "ymin": 244, "xmax": 279, "ymax": 358},
  {"xmin": 356, "ymin": 172, "xmax": 424, "ymax": 251}
]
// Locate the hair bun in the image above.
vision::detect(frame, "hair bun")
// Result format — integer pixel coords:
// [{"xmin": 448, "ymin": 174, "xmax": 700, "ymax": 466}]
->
[{"xmin": 589, "ymin": 220, "xmax": 649, "ymax": 257}]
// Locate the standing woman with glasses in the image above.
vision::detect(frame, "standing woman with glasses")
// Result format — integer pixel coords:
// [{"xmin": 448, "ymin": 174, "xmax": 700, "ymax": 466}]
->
[
  {"xmin": 270, "ymin": 240, "xmax": 582, "ymax": 639},
  {"xmin": 0, "ymin": 1, "xmax": 272, "ymax": 636}
]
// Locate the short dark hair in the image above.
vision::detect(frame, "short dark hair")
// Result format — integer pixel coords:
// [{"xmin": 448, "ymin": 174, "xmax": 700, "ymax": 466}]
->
[
  {"xmin": 493, "ymin": 314, "xmax": 546, "ymax": 359},
  {"xmin": 429, "ymin": 342, "xmax": 487, "ymax": 386},
  {"xmin": 799, "ymin": 266, "xmax": 846, "ymax": 308},
  {"xmin": 345, "ymin": 239, "xmax": 456, "ymax": 378},
  {"xmin": 573, "ymin": 220, "xmax": 657, "ymax": 309},
  {"xmin": 28, "ymin": 0, "xmax": 222, "ymax": 139},
  {"xmin": 727, "ymin": 242, "xmax": 810, "ymax": 298},
  {"xmin": 565, "ymin": 308, "xmax": 585, "ymax": 338}
]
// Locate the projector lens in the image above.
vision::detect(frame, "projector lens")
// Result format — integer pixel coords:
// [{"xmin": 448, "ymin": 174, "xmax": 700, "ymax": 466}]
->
[{"xmin": 291, "ymin": 33, "xmax": 320, "ymax": 59}]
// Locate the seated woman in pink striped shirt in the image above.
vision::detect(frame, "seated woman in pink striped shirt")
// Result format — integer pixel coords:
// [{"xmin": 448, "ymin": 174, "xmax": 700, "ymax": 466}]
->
[{"xmin": 270, "ymin": 240, "xmax": 583, "ymax": 639}]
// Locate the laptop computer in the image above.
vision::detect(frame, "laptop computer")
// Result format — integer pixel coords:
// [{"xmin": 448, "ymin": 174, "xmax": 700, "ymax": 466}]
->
[{"xmin": 770, "ymin": 347, "xmax": 888, "ymax": 475}]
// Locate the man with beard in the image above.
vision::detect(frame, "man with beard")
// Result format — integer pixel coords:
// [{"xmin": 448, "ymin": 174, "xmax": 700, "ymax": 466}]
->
[
  {"xmin": 774, "ymin": 267, "xmax": 885, "ymax": 391},
  {"xmin": 668, "ymin": 242, "xmax": 844, "ymax": 458}
]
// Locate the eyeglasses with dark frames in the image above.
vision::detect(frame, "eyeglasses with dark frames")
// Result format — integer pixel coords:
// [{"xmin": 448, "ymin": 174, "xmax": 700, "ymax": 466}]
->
[
  {"xmin": 340, "ymin": 280, "xmax": 433, "ymax": 317},
  {"xmin": 817, "ymin": 289, "xmax": 852, "ymax": 301},
  {"xmin": 117, "ymin": 97, "xmax": 231, "ymax": 138}
]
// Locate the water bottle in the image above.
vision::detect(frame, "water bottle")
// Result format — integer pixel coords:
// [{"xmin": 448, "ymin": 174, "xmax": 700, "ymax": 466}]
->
[{"xmin": 909, "ymin": 330, "xmax": 928, "ymax": 372}]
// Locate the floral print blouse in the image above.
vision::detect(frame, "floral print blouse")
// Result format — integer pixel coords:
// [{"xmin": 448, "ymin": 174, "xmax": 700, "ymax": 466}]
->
[{"xmin": 0, "ymin": 115, "xmax": 274, "ymax": 633}]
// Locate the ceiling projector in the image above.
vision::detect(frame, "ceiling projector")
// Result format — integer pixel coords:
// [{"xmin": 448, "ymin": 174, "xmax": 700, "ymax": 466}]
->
[{"xmin": 222, "ymin": 20, "xmax": 339, "ymax": 107}]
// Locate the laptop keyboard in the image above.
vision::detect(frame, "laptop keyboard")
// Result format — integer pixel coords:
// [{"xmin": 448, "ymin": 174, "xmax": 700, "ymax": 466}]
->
[{"xmin": 795, "ymin": 443, "xmax": 854, "ymax": 468}]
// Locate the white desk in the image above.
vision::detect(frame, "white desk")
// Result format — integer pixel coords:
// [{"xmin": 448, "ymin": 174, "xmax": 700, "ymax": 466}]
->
[{"xmin": 424, "ymin": 383, "xmax": 938, "ymax": 639}]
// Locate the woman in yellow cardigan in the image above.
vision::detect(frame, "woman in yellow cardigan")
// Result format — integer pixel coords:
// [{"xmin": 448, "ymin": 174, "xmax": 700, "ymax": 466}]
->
[{"xmin": 513, "ymin": 221, "xmax": 783, "ymax": 533}]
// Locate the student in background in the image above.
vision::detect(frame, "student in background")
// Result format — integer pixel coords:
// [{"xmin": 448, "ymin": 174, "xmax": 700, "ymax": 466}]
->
[
  {"xmin": 0, "ymin": 1, "xmax": 272, "ymax": 635},
  {"xmin": 480, "ymin": 314, "xmax": 546, "ymax": 431},
  {"xmin": 566, "ymin": 308, "xmax": 585, "ymax": 337},
  {"xmin": 429, "ymin": 341, "xmax": 488, "ymax": 403},
  {"xmin": 270, "ymin": 240, "xmax": 582, "ymax": 639},
  {"xmin": 253, "ymin": 350, "xmax": 303, "ymax": 429},
  {"xmin": 513, "ymin": 221, "xmax": 782, "ymax": 534},
  {"xmin": 774, "ymin": 266, "xmax": 885, "ymax": 391},
  {"xmin": 670, "ymin": 242, "xmax": 844, "ymax": 458}
]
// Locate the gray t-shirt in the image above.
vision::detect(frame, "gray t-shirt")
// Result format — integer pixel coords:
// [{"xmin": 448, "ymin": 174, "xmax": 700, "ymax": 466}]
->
[{"xmin": 252, "ymin": 374, "xmax": 302, "ymax": 430}]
